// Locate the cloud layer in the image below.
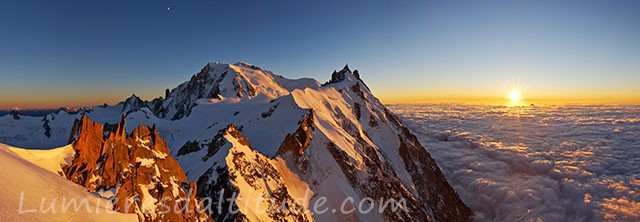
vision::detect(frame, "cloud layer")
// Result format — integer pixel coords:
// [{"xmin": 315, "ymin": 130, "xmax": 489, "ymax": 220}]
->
[{"xmin": 389, "ymin": 104, "xmax": 640, "ymax": 221}]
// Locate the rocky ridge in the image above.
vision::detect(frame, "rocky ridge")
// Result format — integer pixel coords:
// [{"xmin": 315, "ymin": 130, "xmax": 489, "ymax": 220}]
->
[{"xmin": 64, "ymin": 115, "xmax": 212, "ymax": 222}]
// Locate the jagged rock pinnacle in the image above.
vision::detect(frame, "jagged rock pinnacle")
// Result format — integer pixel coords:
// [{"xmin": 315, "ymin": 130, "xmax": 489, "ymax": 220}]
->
[{"xmin": 342, "ymin": 63, "xmax": 350, "ymax": 72}]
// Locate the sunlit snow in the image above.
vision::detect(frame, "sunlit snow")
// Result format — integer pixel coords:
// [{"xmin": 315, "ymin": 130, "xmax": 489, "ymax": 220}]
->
[{"xmin": 0, "ymin": 143, "xmax": 137, "ymax": 221}]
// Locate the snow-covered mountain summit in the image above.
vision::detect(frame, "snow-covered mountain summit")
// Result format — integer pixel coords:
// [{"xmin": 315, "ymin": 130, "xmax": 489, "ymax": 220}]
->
[
  {"xmin": 149, "ymin": 62, "xmax": 320, "ymax": 120},
  {"xmin": 0, "ymin": 62, "xmax": 472, "ymax": 221}
]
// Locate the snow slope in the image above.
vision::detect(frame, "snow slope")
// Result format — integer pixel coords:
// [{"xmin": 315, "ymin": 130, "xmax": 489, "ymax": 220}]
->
[
  {"xmin": 0, "ymin": 143, "xmax": 137, "ymax": 222},
  {"xmin": 7, "ymin": 144, "xmax": 74, "ymax": 175}
]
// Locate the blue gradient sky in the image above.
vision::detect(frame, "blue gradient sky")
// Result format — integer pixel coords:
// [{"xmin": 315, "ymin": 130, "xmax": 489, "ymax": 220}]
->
[{"xmin": 1, "ymin": 0, "xmax": 639, "ymax": 108}]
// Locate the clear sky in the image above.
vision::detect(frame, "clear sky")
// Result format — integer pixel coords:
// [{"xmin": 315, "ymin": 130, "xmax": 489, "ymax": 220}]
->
[{"xmin": 1, "ymin": 0, "xmax": 639, "ymax": 109}]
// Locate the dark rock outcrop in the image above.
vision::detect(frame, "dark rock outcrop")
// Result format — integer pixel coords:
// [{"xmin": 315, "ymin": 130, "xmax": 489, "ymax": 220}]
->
[
  {"xmin": 121, "ymin": 94, "xmax": 147, "ymax": 115},
  {"xmin": 42, "ymin": 118, "xmax": 51, "ymax": 138},
  {"xmin": 323, "ymin": 65, "xmax": 371, "ymax": 91},
  {"xmin": 324, "ymin": 64, "xmax": 351, "ymax": 85},
  {"xmin": 10, "ymin": 109, "xmax": 20, "ymax": 120},
  {"xmin": 276, "ymin": 110, "xmax": 314, "ymax": 171}
]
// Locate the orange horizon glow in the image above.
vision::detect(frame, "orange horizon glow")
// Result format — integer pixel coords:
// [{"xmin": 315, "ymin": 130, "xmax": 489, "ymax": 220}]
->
[
  {"xmin": 2, "ymin": 88, "xmax": 640, "ymax": 110},
  {"xmin": 378, "ymin": 94, "xmax": 640, "ymax": 106},
  {"xmin": 3, "ymin": 96, "xmax": 640, "ymax": 110},
  {"xmin": 0, "ymin": 92, "xmax": 158, "ymax": 110},
  {"xmin": 374, "ymin": 80, "xmax": 640, "ymax": 106}
]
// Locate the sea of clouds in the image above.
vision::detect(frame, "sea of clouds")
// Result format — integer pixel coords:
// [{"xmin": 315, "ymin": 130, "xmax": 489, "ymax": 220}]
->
[{"xmin": 389, "ymin": 104, "xmax": 640, "ymax": 221}]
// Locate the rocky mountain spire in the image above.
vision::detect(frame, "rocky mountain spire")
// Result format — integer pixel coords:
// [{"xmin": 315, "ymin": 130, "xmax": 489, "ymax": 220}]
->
[
  {"xmin": 323, "ymin": 64, "xmax": 368, "ymax": 89},
  {"xmin": 325, "ymin": 64, "xmax": 352, "ymax": 85},
  {"xmin": 9, "ymin": 109, "xmax": 20, "ymax": 120},
  {"xmin": 121, "ymin": 94, "xmax": 147, "ymax": 115},
  {"xmin": 342, "ymin": 63, "xmax": 350, "ymax": 72},
  {"xmin": 63, "ymin": 116, "xmax": 212, "ymax": 222}
]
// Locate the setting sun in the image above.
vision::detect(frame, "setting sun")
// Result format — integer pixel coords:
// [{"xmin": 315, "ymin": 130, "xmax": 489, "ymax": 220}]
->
[{"xmin": 509, "ymin": 90, "xmax": 522, "ymax": 103}]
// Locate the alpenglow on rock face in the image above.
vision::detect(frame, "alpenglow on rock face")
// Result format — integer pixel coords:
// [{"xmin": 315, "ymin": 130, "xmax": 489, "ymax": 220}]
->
[
  {"xmin": 64, "ymin": 115, "xmax": 212, "ymax": 222},
  {"xmin": 0, "ymin": 61, "xmax": 473, "ymax": 222}
]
